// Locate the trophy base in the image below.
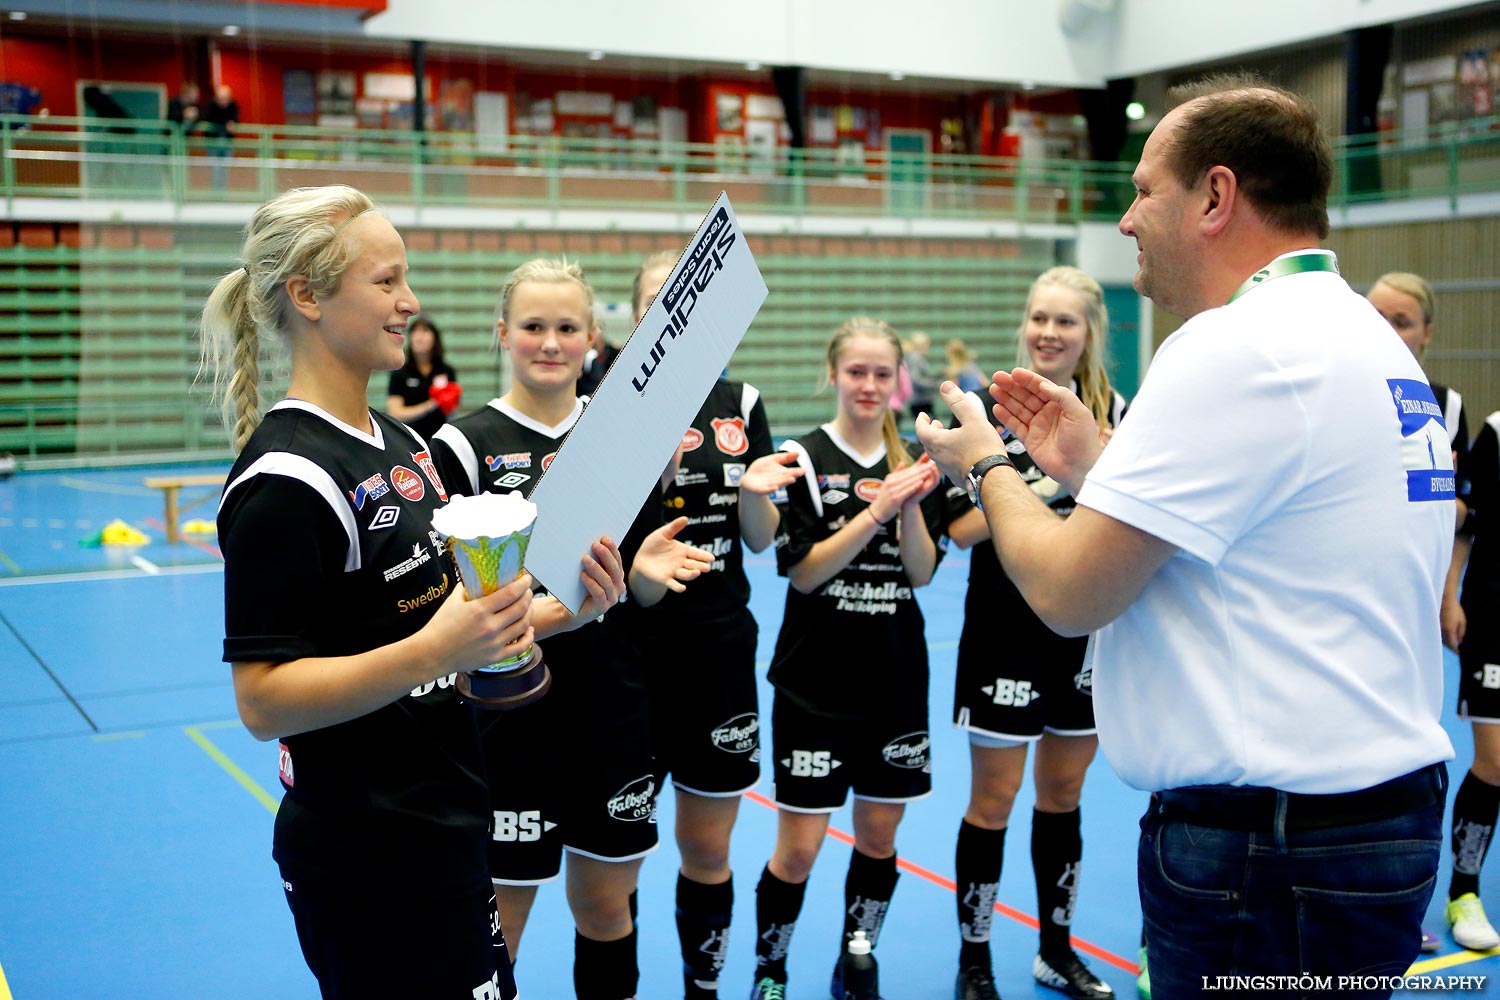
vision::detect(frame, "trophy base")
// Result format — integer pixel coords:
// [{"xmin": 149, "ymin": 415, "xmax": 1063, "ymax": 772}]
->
[{"xmin": 458, "ymin": 646, "xmax": 550, "ymax": 710}]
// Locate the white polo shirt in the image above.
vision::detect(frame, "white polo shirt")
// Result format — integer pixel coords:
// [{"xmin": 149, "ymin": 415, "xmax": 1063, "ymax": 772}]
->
[{"xmin": 1077, "ymin": 252, "xmax": 1455, "ymax": 794}]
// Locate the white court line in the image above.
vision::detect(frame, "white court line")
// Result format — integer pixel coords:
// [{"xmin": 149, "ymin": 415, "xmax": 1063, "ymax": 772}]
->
[
  {"xmin": 129, "ymin": 555, "xmax": 161, "ymax": 575},
  {"xmin": 0, "ymin": 562, "xmax": 223, "ymax": 587},
  {"xmin": 57, "ymin": 476, "xmax": 159, "ymax": 496}
]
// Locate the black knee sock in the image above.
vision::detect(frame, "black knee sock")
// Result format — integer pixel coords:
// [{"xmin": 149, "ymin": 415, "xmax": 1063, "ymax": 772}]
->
[
  {"xmin": 1032, "ymin": 808, "xmax": 1083, "ymax": 957},
  {"xmin": 1450, "ymin": 770, "xmax": 1500, "ymax": 900},
  {"xmin": 955, "ymin": 820, "xmax": 1006, "ymax": 971},
  {"xmin": 677, "ymin": 872, "xmax": 733, "ymax": 997},
  {"xmin": 843, "ymin": 848, "xmax": 900, "ymax": 950},
  {"xmin": 755, "ymin": 865, "xmax": 807, "ymax": 983},
  {"xmin": 574, "ymin": 929, "xmax": 639, "ymax": 1000}
]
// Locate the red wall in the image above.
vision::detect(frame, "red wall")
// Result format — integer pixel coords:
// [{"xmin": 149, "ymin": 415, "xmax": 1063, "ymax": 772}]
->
[{"xmin": 0, "ymin": 27, "xmax": 1049, "ymax": 152}]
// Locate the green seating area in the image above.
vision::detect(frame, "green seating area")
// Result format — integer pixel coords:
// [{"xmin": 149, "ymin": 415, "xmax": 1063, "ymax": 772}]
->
[{"xmin": 0, "ymin": 242, "xmax": 1053, "ymax": 459}]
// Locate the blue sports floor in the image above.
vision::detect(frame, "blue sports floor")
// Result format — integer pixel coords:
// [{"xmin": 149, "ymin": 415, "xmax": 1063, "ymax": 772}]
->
[{"xmin": 1, "ymin": 463, "xmax": 1498, "ymax": 999}]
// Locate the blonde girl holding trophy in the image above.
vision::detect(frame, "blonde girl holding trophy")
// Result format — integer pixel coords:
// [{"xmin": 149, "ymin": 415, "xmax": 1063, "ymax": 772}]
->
[
  {"xmin": 431, "ymin": 256, "xmax": 712, "ymax": 1000},
  {"xmin": 202, "ymin": 186, "xmax": 624, "ymax": 1000}
]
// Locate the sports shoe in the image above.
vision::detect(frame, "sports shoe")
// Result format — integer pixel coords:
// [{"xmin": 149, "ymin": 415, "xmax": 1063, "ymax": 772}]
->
[
  {"xmin": 1419, "ymin": 927, "xmax": 1440, "ymax": 953},
  {"xmin": 1135, "ymin": 946, "xmax": 1150, "ymax": 999},
  {"xmin": 955, "ymin": 965, "xmax": 1003, "ymax": 1000},
  {"xmin": 750, "ymin": 977, "xmax": 787, "ymax": 1000},
  {"xmin": 1035, "ymin": 949, "xmax": 1114, "ymax": 1000},
  {"xmin": 1447, "ymin": 893, "xmax": 1500, "ymax": 951}
]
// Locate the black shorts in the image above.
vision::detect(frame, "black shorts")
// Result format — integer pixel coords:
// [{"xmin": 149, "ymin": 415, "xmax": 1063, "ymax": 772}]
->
[
  {"xmin": 953, "ymin": 621, "xmax": 1096, "ymax": 741},
  {"xmin": 279, "ymin": 860, "xmax": 517, "ymax": 1000},
  {"xmin": 481, "ymin": 670, "xmax": 659, "ymax": 884},
  {"xmin": 770, "ymin": 692, "xmax": 931, "ymax": 812},
  {"xmin": 1458, "ymin": 624, "xmax": 1500, "ymax": 723},
  {"xmin": 647, "ymin": 611, "xmax": 761, "ymax": 797}
]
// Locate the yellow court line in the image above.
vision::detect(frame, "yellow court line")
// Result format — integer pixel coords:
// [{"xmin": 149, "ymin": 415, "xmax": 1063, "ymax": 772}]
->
[
  {"xmin": 0, "ymin": 957, "xmax": 13, "ymax": 1000},
  {"xmin": 1408, "ymin": 947, "xmax": 1500, "ymax": 974},
  {"xmin": 183, "ymin": 725, "xmax": 279, "ymax": 816},
  {"xmin": 0, "ymin": 549, "xmax": 19, "ymax": 574}
]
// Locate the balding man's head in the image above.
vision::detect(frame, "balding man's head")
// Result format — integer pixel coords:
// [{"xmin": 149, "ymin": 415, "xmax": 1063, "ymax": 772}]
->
[{"xmin": 1161, "ymin": 74, "xmax": 1331, "ymax": 239}]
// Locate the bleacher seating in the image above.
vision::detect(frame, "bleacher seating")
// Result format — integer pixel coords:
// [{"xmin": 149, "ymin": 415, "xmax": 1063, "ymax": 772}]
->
[{"xmin": 0, "ymin": 237, "xmax": 1051, "ymax": 458}]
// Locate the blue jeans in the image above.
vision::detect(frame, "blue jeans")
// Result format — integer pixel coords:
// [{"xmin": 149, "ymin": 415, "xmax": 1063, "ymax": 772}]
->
[{"xmin": 1138, "ymin": 766, "xmax": 1445, "ymax": 1000}]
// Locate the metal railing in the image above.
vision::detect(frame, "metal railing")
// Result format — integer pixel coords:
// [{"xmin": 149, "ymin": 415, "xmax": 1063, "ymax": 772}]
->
[{"xmin": 2, "ymin": 113, "xmax": 1498, "ymax": 224}]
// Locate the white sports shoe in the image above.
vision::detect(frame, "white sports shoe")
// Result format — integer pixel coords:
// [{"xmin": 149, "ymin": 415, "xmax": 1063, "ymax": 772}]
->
[{"xmin": 1446, "ymin": 893, "xmax": 1500, "ymax": 951}]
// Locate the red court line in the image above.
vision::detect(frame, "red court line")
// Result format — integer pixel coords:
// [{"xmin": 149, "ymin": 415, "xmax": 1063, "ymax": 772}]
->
[
  {"xmin": 145, "ymin": 518, "xmax": 223, "ymax": 560},
  {"xmin": 744, "ymin": 789, "xmax": 1138, "ymax": 975}
]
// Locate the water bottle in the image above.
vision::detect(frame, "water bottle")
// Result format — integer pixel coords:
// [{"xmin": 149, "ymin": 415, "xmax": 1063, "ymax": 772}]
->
[{"xmin": 841, "ymin": 929, "xmax": 879, "ymax": 1000}]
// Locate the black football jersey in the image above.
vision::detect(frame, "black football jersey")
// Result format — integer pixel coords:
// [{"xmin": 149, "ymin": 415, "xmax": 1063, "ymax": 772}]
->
[
  {"xmin": 768, "ymin": 425, "xmax": 963, "ymax": 719},
  {"xmin": 430, "ymin": 396, "xmax": 660, "ymax": 698},
  {"xmin": 965, "ymin": 389, "xmax": 1128, "ymax": 636},
  {"xmin": 1462, "ymin": 413, "xmax": 1500, "ymax": 613},
  {"xmin": 646, "ymin": 379, "xmax": 775, "ymax": 624},
  {"xmin": 218, "ymin": 400, "xmax": 486, "ymax": 881}
]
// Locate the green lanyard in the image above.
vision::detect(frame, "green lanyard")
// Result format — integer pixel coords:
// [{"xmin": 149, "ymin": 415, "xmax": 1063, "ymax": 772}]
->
[{"xmin": 1227, "ymin": 252, "xmax": 1340, "ymax": 304}]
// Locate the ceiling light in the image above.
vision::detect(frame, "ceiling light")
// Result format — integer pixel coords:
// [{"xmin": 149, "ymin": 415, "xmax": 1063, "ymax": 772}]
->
[
  {"xmin": 587, "ymin": 49, "xmax": 605, "ymax": 61},
  {"xmin": 1125, "ymin": 101, "xmax": 1145, "ymax": 121},
  {"xmin": 745, "ymin": 61, "xmax": 761, "ymax": 71},
  {"xmin": 1021, "ymin": 80, "xmax": 1036, "ymax": 92},
  {"xmin": 8, "ymin": 9, "xmax": 27, "ymax": 18},
  {"xmin": 222, "ymin": 24, "xmax": 240, "ymax": 36},
  {"xmin": 889, "ymin": 71, "xmax": 905, "ymax": 82}
]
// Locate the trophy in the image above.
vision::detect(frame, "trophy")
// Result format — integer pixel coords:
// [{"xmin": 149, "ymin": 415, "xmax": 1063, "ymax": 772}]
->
[{"xmin": 431, "ymin": 492, "xmax": 550, "ymax": 710}]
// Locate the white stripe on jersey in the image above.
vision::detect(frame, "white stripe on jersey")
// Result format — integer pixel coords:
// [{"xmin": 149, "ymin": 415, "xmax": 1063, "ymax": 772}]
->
[
  {"xmin": 1444, "ymin": 387, "xmax": 1463, "ymax": 445},
  {"xmin": 740, "ymin": 382, "xmax": 761, "ymax": 425},
  {"xmin": 782, "ymin": 439, "xmax": 822, "ymax": 519},
  {"xmin": 432, "ymin": 423, "xmax": 482, "ymax": 496},
  {"xmin": 220, "ymin": 452, "xmax": 362, "ymax": 572}
]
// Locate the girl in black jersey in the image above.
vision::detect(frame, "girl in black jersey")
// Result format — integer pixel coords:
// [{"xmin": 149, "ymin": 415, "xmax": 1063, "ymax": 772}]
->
[
  {"xmin": 630, "ymin": 251, "xmax": 804, "ymax": 1000},
  {"xmin": 945, "ymin": 267, "xmax": 1125, "ymax": 1000},
  {"xmin": 430, "ymin": 257, "xmax": 713, "ymax": 1000},
  {"xmin": 1369, "ymin": 272, "xmax": 1496, "ymax": 953},
  {"xmin": 751, "ymin": 317, "xmax": 961, "ymax": 1000},
  {"xmin": 386, "ymin": 313, "xmax": 460, "ymax": 441},
  {"xmin": 200, "ymin": 186, "xmax": 625, "ymax": 1000}
]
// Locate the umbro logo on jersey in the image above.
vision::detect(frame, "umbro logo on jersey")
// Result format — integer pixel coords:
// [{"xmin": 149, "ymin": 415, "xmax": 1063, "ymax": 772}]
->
[
  {"xmin": 882, "ymin": 731, "xmax": 931, "ymax": 770},
  {"xmin": 390, "ymin": 465, "xmax": 425, "ymax": 502},
  {"xmin": 486, "ymin": 452, "xmax": 531, "ymax": 471},
  {"xmin": 681, "ymin": 428, "xmax": 704, "ymax": 452},
  {"xmin": 348, "ymin": 473, "xmax": 390, "ymax": 510},
  {"xmin": 854, "ymin": 478, "xmax": 882, "ymax": 503},
  {"xmin": 369, "ymin": 505, "xmax": 400, "ymax": 530},
  {"xmin": 712, "ymin": 417, "xmax": 748, "ymax": 456},
  {"xmin": 493, "ymin": 472, "xmax": 531, "ymax": 490},
  {"xmin": 723, "ymin": 463, "xmax": 745, "ymax": 487},
  {"xmin": 822, "ymin": 489, "xmax": 849, "ymax": 505},
  {"xmin": 1006, "ymin": 439, "xmax": 1028, "ymax": 455}
]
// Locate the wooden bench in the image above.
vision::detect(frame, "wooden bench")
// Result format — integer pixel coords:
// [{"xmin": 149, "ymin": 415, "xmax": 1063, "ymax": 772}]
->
[{"xmin": 143, "ymin": 473, "xmax": 227, "ymax": 543}]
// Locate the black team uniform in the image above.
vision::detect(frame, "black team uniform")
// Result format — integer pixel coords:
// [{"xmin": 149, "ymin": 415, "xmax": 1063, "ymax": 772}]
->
[
  {"xmin": 432, "ymin": 396, "xmax": 660, "ymax": 1000},
  {"xmin": 1452, "ymin": 411, "xmax": 1499, "ymax": 920},
  {"xmin": 753, "ymin": 424, "xmax": 965, "ymax": 997},
  {"xmin": 637, "ymin": 379, "xmax": 775, "ymax": 998},
  {"xmin": 218, "ymin": 400, "xmax": 517, "ymax": 1000},
  {"xmin": 951, "ymin": 389, "xmax": 1126, "ymax": 1000}
]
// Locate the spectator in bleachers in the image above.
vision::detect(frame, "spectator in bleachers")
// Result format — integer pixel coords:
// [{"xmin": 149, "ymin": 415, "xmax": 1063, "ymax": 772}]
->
[
  {"xmin": 204, "ymin": 84, "xmax": 239, "ymax": 189},
  {"xmin": 167, "ymin": 82, "xmax": 201, "ymax": 135},
  {"xmin": 386, "ymin": 314, "xmax": 460, "ymax": 442},
  {"xmin": 945, "ymin": 337, "xmax": 984, "ymax": 393}
]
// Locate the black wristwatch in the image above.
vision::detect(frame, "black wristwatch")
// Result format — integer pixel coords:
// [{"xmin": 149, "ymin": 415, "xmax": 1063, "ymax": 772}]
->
[{"xmin": 965, "ymin": 454, "xmax": 1014, "ymax": 511}]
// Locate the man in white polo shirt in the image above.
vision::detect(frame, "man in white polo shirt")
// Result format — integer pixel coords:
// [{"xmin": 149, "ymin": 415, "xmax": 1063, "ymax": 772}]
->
[{"xmin": 918, "ymin": 74, "xmax": 1454, "ymax": 996}]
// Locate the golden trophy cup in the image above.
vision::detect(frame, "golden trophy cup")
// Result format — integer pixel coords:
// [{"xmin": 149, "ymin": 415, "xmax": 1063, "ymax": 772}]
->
[{"xmin": 432, "ymin": 493, "xmax": 551, "ymax": 710}]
